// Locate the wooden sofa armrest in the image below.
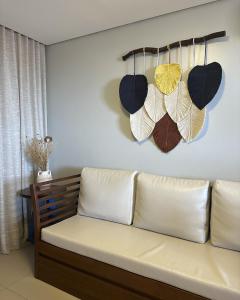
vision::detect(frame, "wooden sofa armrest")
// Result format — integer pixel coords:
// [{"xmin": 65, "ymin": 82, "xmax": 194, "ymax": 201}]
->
[{"xmin": 31, "ymin": 174, "xmax": 81, "ymax": 243}]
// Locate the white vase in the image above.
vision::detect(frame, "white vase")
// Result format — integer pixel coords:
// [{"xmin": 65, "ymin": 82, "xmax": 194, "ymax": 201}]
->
[{"xmin": 37, "ymin": 170, "xmax": 53, "ymax": 184}]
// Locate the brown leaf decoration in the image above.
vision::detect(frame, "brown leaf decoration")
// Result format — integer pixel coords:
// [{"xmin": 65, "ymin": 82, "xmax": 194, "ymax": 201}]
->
[{"xmin": 153, "ymin": 113, "xmax": 182, "ymax": 153}]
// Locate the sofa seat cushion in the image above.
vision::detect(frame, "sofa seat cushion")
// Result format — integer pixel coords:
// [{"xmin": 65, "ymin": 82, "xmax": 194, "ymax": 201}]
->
[{"xmin": 41, "ymin": 215, "xmax": 240, "ymax": 300}]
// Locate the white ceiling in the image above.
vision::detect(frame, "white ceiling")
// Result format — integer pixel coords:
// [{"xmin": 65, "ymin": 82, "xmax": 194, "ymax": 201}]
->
[{"xmin": 0, "ymin": 0, "xmax": 216, "ymax": 45}]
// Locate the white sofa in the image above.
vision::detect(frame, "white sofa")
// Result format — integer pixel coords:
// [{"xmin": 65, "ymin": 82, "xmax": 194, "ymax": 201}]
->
[{"xmin": 37, "ymin": 168, "xmax": 240, "ymax": 300}]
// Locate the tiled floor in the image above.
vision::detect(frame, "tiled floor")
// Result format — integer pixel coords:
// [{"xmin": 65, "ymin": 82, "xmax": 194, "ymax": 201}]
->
[{"xmin": 0, "ymin": 244, "xmax": 79, "ymax": 300}]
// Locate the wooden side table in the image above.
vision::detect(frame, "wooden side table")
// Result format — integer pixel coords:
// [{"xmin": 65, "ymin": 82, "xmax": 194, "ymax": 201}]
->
[
  {"xmin": 20, "ymin": 187, "xmax": 34, "ymax": 243},
  {"xmin": 20, "ymin": 185, "xmax": 67, "ymax": 243}
]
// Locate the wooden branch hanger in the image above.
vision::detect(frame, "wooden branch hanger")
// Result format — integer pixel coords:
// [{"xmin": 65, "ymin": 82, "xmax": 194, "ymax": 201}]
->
[{"xmin": 122, "ymin": 31, "xmax": 226, "ymax": 61}]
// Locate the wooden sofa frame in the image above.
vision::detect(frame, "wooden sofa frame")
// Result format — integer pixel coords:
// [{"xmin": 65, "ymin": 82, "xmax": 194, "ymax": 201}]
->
[{"xmin": 31, "ymin": 174, "xmax": 209, "ymax": 300}]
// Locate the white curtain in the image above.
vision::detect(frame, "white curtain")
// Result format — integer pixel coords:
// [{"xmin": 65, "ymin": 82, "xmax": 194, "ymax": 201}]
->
[{"xmin": 0, "ymin": 26, "xmax": 47, "ymax": 254}]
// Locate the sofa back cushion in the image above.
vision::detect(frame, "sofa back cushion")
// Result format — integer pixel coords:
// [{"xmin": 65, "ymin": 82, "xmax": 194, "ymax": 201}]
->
[
  {"xmin": 211, "ymin": 180, "xmax": 240, "ymax": 251},
  {"xmin": 78, "ymin": 167, "xmax": 137, "ymax": 225},
  {"xmin": 133, "ymin": 173, "xmax": 210, "ymax": 243}
]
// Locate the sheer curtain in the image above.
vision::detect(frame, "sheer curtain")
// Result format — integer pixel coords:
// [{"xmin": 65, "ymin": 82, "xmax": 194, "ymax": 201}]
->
[{"xmin": 0, "ymin": 26, "xmax": 47, "ymax": 254}]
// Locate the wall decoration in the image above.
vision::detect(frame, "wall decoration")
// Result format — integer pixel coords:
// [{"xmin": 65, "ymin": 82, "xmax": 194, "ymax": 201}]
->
[
  {"xmin": 122, "ymin": 31, "xmax": 226, "ymax": 61},
  {"xmin": 119, "ymin": 74, "xmax": 148, "ymax": 114},
  {"xmin": 154, "ymin": 46, "xmax": 181, "ymax": 95},
  {"xmin": 153, "ymin": 113, "xmax": 182, "ymax": 153},
  {"xmin": 119, "ymin": 54, "xmax": 148, "ymax": 114},
  {"xmin": 155, "ymin": 64, "xmax": 181, "ymax": 95},
  {"xmin": 188, "ymin": 63, "xmax": 222, "ymax": 110},
  {"xmin": 165, "ymin": 80, "xmax": 192, "ymax": 123},
  {"xmin": 119, "ymin": 31, "xmax": 226, "ymax": 153},
  {"xmin": 177, "ymin": 103, "xmax": 206, "ymax": 142},
  {"xmin": 130, "ymin": 106, "xmax": 155, "ymax": 142},
  {"xmin": 144, "ymin": 51, "xmax": 166, "ymax": 122},
  {"xmin": 144, "ymin": 84, "xmax": 166, "ymax": 123},
  {"xmin": 188, "ymin": 40, "xmax": 222, "ymax": 110},
  {"xmin": 164, "ymin": 42, "xmax": 192, "ymax": 123}
]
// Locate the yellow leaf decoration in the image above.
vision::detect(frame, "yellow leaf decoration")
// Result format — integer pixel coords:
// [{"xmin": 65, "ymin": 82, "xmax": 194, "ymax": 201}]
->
[{"xmin": 155, "ymin": 64, "xmax": 181, "ymax": 95}]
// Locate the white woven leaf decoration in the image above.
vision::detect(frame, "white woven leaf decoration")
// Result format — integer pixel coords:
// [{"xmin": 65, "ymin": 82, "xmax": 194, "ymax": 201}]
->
[
  {"xmin": 130, "ymin": 107, "xmax": 155, "ymax": 142},
  {"xmin": 144, "ymin": 84, "xmax": 166, "ymax": 122},
  {"xmin": 165, "ymin": 81, "xmax": 192, "ymax": 123},
  {"xmin": 177, "ymin": 103, "xmax": 206, "ymax": 142}
]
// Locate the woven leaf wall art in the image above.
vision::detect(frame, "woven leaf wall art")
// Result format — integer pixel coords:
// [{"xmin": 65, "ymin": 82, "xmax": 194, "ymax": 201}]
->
[
  {"xmin": 130, "ymin": 107, "xmax": 155, "ymax": 142},
  {"xmin": 177, "ymin": 103, "xmax": 206, "ymax": 142},
  {"xmin": 155, "ymin": 63, "xmax": 181, "ymax": 95},
  {"xmin": 153, "ymin": 113, "xmax": 182, "ymax": 153},
  {"xmin": 144, "ymin": 84, "xmax": 166, "ymax": 123},
  {"xmin": 118, "ymin": 34, "xmax": 225, "ymax": 153},
  {"xmin": 119, "ymin": 74, "xmax": 148, "ymax": 114},
  {"xmin": 165, "ymin": 80, "xmax": 192, "ymax": 123}
]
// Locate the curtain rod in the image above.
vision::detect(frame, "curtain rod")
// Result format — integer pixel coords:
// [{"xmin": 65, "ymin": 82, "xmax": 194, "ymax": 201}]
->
[{"xmin": 122, "ymin": 30, "xmax": 226, "ymax": 61}]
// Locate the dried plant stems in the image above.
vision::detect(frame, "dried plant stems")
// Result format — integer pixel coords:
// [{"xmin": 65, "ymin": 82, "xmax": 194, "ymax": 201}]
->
[{"xmin": 26, "ymin": 136, "xmax": 53, "ymax": 171}]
